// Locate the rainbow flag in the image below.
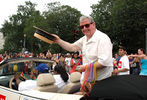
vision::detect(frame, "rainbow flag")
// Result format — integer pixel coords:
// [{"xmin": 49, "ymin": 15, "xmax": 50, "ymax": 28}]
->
[{"xmin": 19, "ymin": 72, "xmax": 27, "ymax": 81}]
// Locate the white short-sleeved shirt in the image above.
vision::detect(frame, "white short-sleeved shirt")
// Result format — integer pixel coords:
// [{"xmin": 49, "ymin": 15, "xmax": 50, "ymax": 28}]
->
[
  {"xmin": 19, "ymin": 75, "xmax": 69, "ymax": 92},
  {"xmin": 74, "ymin": 30, "xmax": 113, "ymax": 82},
  {"xmin": 65, "ymin": 57, "xmax": 71, "ymax": 66},
  {"xmin": 117, "ymin": 55, "xmax": 130, "ymax": 75},
  {"xmin": 19, "ymin": 80, "xmax": 37, "ymax": 91},
  {"xmin": 53, "ymin": 74, "xmax": 69, "ymax": 92}
]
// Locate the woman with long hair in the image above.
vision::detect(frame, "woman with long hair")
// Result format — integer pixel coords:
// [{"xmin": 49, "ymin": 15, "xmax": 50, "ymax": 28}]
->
[{"xmin": 53, "ymin": 64, "xmax": 69, "ymax": 92}]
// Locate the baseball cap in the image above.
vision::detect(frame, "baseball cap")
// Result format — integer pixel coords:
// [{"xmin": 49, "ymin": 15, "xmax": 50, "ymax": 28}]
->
[{"xmin": 35, "ymin": 63, "xmax": 49, "ymax": 73}]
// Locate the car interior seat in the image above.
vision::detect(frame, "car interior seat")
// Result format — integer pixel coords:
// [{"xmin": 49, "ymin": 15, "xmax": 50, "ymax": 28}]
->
[
  {"xmin": 60, "ymin": 72, "xmax": 81, "ymax": 94},
  {"xmin": 35, "ymin": 73, "xmax": 58, "ymax": 92}
]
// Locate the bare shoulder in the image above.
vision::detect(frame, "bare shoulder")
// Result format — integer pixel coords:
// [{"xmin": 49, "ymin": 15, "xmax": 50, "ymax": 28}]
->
[{"xmin": 141, "ymin": 54, "xmax": 147, "ymax": 59}]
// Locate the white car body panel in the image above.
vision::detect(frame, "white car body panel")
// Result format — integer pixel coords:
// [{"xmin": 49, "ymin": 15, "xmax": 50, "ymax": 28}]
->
[
  {"xmin": 0, "ymin": 86, "xmax": 82, "ymax": 100},
  {"xmin": 21, "ymin": 90, "xmax": 82, "ymax": 100},
  {"xmin": 0, "ymin": 86, "xmax": 20, "ymax": 100}
]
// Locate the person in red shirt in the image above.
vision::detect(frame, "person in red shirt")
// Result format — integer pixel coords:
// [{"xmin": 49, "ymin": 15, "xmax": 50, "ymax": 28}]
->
[{"xmin": 70, "ymin": 52, "xmax": 81, "ymax": 74}]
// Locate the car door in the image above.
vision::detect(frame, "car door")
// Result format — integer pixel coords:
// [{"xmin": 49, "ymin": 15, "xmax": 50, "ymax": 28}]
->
[{"xmin": 0, "ymin": 86, "xmax": 20, "ymax": 100}]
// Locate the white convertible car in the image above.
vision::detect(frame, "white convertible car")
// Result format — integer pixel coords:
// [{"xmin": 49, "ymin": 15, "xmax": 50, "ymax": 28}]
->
[
  {"xmin": 0, "ymin": 58, "xmax": 82, "ymax": 100},
  {"xmin": 1, "ymin": 58, "xmax": 147, "ymax": 100}
]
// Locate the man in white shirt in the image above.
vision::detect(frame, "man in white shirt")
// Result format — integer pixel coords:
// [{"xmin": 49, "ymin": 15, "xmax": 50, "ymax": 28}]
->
[
  {"xmin": 112, "ymin": 46, "xmax": 130, "ymax": 75},
  {"xmin": 64, "ymin": 53, "xmax": 72, "ymax": 73},
  {"xmin": 53, "ymin": 15, "xmax": 113, "ymax": 83}
]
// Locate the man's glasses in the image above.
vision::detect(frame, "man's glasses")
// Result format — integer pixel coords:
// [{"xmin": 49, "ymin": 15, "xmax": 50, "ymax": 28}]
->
[{"xmin": 79, "ymin": 22, "xmax": 93, "ymax": 29}]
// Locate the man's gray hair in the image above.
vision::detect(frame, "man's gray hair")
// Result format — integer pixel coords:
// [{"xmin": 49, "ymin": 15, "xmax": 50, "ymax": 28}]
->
[{"xmin": 79, "ymin": 15, "xmax": 94, "ymax": 23}]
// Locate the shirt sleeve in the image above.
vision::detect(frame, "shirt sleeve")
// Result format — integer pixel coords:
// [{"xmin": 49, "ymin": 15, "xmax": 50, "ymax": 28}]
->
[{"xmin": 73, "ymin": 36, "xmax": 84, "ymax": 50}]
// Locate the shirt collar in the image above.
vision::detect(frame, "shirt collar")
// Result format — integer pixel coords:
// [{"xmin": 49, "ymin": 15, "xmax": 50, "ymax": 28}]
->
[{"xmin": 86, "ymin": 29, "xmax": 98, "ymax": 43}]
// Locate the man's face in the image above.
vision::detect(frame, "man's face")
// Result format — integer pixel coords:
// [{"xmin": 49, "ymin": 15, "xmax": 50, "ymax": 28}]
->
[
  {"xmin": 119, "ymin": 49, "xmax": 125, "ymax": 56},
  {"xmin": 80, "ymin": 18, "xmax": 95, "ymax": 37}
]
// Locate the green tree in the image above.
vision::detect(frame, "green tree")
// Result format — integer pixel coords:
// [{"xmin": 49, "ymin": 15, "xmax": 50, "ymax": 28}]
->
[
  {"xmin": 0, "ymin": 1, "xmax": 38, "ymax": 53},
  {"xmin": 91, "ymin": 0, "xmax": 147, "ymax": 53},
  {"xmin": 23, "ymin": 11, "xmax": 47, "ymax": 53},
  {"xmin": 43, "ymin": 2, "xmax": 82, "ymax": 53},
  {"xmin": 0, "ymin": 1, "xmax": 82, "ymax": 54}
]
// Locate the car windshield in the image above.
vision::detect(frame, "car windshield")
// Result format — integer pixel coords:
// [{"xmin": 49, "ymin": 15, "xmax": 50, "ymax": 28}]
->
[
  {"xmin": 0, "ymin": 61, "xmax": 36, "ymax": 76},
  {"xmin": 0, "ymin": 58, "xmax": 52, "ymax": 76}
]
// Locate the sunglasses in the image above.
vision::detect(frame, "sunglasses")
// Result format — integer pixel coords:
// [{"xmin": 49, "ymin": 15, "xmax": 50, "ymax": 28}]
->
[{"xmin": 79, "ymin": 22, "xmax": 93, "ymax": 29}]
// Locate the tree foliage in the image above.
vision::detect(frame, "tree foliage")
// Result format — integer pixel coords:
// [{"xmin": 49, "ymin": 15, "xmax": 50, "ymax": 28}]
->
[
  {"xmin": 43, "ymin": 2, "xmax": 82, "ymax": 53},
  {"xmin": 0, "ymin": 1, "xmax": 82, "ymax": 54},
  {"xmin": 91, "ymin": 0, "xmax": 147, "ymax": 53},
  {"xmin": 0, "ymin": 1, "xmax": 38, "ymax": 53}
]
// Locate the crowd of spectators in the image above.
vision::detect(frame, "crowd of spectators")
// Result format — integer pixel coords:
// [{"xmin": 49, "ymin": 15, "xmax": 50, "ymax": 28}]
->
[
  {"xmin": 0, "ymin": 50, "xmax": 83, "ymax": 74},
  {"xmin": 113, "ymin": 47, "xmax": 147, "ymax": 76},
  {"xmin": 0, "ymin": 47, "xmax": 147, "ymax": 76}
]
